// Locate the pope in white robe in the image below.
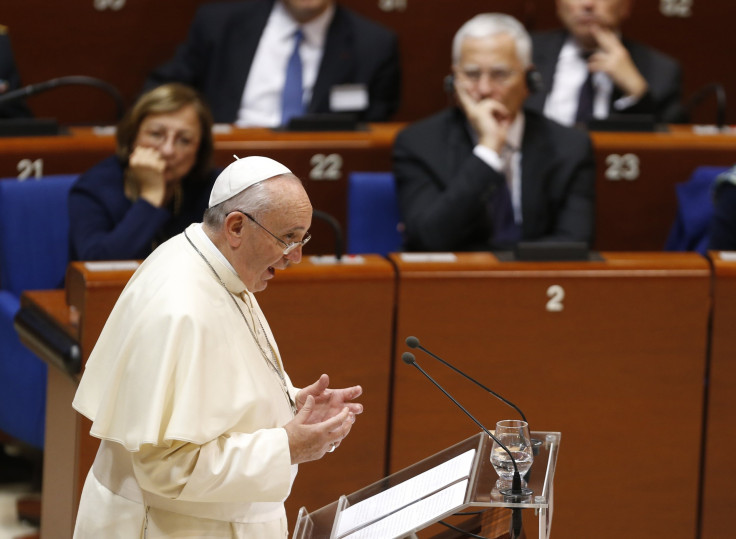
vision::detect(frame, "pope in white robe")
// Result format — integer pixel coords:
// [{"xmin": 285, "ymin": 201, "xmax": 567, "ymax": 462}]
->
[{"xmin": 72, "ymin": 156, "xmax": 363, "ymax": 537}]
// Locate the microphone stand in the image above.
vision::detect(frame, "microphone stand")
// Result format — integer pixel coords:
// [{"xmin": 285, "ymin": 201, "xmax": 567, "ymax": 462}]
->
[
  {"xmin": 406, "ymin": 335, "xmax": 542, "ymax": 454},
  {"xmin": 402, "ymin": 352, "xmax": 528, "ymax": 539},
  {"xmin": 406, "ymin": 335, "xmax": 527, "ymax": 422}
]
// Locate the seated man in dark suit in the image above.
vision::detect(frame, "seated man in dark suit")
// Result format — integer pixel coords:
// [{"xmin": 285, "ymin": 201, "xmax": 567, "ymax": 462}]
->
[
  {"xmin": 144, "ymin": 0, "xmax": 400, "ymax": 127},
  {"xmin": 0, "ymin": 25, "xmax": 32, "ymax": 119},
  {"xmin": 393, "ymin": 13, "xmax": 595, "ymax": 252},
  {"xmin": 526, "ymin": 0, "xmax": 683, "ymax": 126}
]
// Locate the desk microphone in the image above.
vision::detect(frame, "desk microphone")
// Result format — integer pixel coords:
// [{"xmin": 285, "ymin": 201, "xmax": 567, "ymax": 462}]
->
[
  {"xmin": 405, "ymin": 335, "xmax": 527, "ymax": 423},
  {"xmin": 683, "ymin": 82, "xmax": 727, "ymax": 127},
  {"xmin": 402, "ymin": 351, "xmax": 525, "ymax": 538},
  {"xmin": 312, "ymin": 209, "xmax": 344, "ymax": 261},
  {"xmin": 0, "ymin": 76, "xmax": 126, "ymax": 121}
]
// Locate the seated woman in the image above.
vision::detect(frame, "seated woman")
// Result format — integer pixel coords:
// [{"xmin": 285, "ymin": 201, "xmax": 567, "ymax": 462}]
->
[{"xmin": 69, "ymin": 83, "xmax": 218, "ymax": 261}]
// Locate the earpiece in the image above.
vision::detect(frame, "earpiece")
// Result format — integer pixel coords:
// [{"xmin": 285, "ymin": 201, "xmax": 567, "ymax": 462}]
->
[
  {"xmin": 443, "ymin": 74, "xmax": 455, "ymax": 95},
  {"xmin": 525, "ymin": 68, "xmax": 543, "ymax": 94}
]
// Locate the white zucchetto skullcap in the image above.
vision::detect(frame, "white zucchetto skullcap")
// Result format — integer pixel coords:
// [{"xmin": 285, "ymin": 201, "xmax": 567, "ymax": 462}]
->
[{"xmin": 208, "ymin": 156, "xmax": 292, "ymax": 207}]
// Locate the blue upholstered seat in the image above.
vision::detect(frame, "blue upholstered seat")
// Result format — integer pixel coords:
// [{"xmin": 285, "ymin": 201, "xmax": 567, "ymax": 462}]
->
[
  {"xmin": 346, "ymin": 172, "xmax": 403, "ymax": 255},
  {"xmin": 664, "ymin": 166, "xmax": 730, "ymax": 255},
  {"xmin": 0, "ymin": 174, "xmax": 78, "ymax": 448}
]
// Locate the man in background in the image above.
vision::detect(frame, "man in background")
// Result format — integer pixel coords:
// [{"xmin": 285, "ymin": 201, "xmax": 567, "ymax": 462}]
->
[
  {"xmin": 0, "ymin": 25, "xmax": 32, "ymax": 119},
  {"xmin": 526, "ymin": 0, "xmax": 683, "ymax": 126},
  {"xmin": 393, "ymin": 13, "xmax": 595, "ymax": 253},
  {"xmin": 145, "ymin": 0, "xmax": 400, "ymax": 127}
]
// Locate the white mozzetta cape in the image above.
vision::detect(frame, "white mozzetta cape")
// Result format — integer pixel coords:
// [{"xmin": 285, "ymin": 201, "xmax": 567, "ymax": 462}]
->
[{"xmin": 73, "ymin": 224, "xmax": 298, "ymax": 533}]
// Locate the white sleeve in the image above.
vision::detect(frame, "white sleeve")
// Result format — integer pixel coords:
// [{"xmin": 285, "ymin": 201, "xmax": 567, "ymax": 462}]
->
[
  {"xmin": 132, "ymin": 428, "xmax": 294, "ymax": 504},
  {"xmin": 473, "ymin": 145, "xmax": 504, "ymax": 173}
]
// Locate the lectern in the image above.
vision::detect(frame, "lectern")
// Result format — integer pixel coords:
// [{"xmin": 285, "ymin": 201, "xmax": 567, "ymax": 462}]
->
[{"xmin": 293, "ymin": 431, "xmax": 560, "ymax": 539}]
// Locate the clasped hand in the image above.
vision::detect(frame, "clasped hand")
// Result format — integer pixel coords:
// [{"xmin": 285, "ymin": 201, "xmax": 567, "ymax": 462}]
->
[
  {"xmin": 454, "ymin": 79, "xmax": 511, "ymax": 154},
  {"xmin": 284, "ymin": 374, "xmax": 363, "ymax": 464},
  {"xmin": 129, "ymin": 146, "xmax": 168, "ymax": 207},
  {"xmin": 587, "ymin": 25, "xmax": 648, "ymax": 100}
]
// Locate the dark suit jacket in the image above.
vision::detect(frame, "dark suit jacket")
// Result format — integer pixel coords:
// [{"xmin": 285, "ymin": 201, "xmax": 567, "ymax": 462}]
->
[
  {"xmin": 0, "ymin": 31, "xmax": 32, "ymax": 119},
  {"xmin": 144, "ymin": 0, "xmax": 400, "ymax": 123},
  {"xmin": 393, "ymin": 107, "xmax": 596, "ymax": 252},
  {"xmin": 526, "ymin": 29, "xmax": 683, "ymax": 123},
  {"xmin": 69, "ymin": 156, "xmax": 218, "ymax": 261}
]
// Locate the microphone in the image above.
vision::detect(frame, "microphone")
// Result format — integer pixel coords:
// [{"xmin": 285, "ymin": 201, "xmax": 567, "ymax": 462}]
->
[
  {"xmin": 402, "ymin": 351, "xmax": 526, "ymax": 538},
  {"xmin": 405, "ymin": 335, "xmax": 527, "ymax": 423},
  {"xmin": 401, "ymin": 351, "xmax": 523, "ymax": 492},
  {"xmin": 683, "ymin": 82, "xmax": 727, "ymax": 128},
  {"xmin": 0, "ymin": 76, "xmax": 126, "ymax": 121},
  {"xmin": 312, "ymin": 209, "xmax": 344, "ymax": 261},
  {"xmin": 401, "ymin": 352, "xmax": 531, "ymax": 539}
]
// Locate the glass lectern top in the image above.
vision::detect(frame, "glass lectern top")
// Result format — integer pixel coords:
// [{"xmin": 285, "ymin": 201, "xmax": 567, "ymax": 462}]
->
[{"xmin": 293, "ymin": 431, "xmax": 560, "ymax": 539}]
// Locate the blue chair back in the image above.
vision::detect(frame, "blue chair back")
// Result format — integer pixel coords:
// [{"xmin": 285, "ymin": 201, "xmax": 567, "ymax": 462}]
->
[
  {"xmin": 0, "ymin": 174, "xmax": 77, "ymax": 448},
  {"xmin": 347, "ymin": 172, "xmax": 402, "ymax": 255},
  {"xmin": 664, "ymin": 166, "xmax": 730, "ymax": 255},
  {"xmin": 0, "ymin": 175, "xmax": 77, "ymax": 296}
]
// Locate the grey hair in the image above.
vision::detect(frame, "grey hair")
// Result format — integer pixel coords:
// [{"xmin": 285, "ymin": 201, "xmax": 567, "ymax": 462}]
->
[
  {"xmin": 451, "ymin": 13, "xmax": 532, "ymax": 68},
  {"xmin": 203, "ymin": 173, "xmax": 302, "ymax": 229}
]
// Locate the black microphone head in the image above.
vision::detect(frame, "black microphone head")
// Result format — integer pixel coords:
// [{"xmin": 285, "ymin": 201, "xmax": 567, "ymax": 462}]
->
[
  {"xmin": 401, "ymin": 352, "xmax": 416, "ymax": 365},
  {"xmin": 405, "ymin": 336, "xmax": 420, "ymax": 348}
]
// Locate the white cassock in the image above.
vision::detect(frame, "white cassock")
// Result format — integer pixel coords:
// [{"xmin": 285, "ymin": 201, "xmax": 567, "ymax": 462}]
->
[{"xmin": 72, "ymin": 223, "xmax": 298, "ymax": 538}]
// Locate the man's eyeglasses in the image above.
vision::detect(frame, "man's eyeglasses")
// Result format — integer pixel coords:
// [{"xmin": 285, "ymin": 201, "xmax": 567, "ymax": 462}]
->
[
  {"xmin": 457, "ymin": 66, "xmax": 518, "ymax": 86},
  {"xmin": 234, "ymin": 210, "xmax": 311, "ymax": 256}
]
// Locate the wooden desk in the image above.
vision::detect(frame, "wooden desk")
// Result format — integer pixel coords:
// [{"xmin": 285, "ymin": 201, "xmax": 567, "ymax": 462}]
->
[
  {"xmin": 4, "ymin": 125, "xmax": 736, "ymax": 253},
  {"xmin": 389, "ymin": 252, "xmax": 710, "ymax": 539},
  {"xmin": 701, "ymin": 252, "xmax": 736, "ymax": 539},
  {"xmin": 0, "ymin": 125, "xmax": 397, "ymax": 255},
  {"xmin": 18, "ymin": 289, "xmax": 81, "ymax": 539},
  {"xmin": 590, "ymin": 128, "xmax": 736, "ymax": 250},
  {"xmin": 0, "ymin": 125, "xmax": 397, "ymax": 180},
  {"xmin": 20, "ymin": 255, "xmax": 395, "ymax": 536}
]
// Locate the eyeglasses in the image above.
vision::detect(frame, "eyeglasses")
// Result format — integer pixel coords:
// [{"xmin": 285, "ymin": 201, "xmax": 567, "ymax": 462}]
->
[
  {"xmin": 139, "ymin": 126, "xmax": 199, "ymax": 150},
  {"xmin": 457, "ymin": 66, "xmax": 518, "ymax": 86},
  {"xmin": 235, "ymin": 210, "xmax": 311, "ymax": 256}
]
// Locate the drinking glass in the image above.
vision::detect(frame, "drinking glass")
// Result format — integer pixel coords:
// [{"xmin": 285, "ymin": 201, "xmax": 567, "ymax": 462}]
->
[{"xmin": 490, "ymin": 419, "xmax": 534, "ymax": 492}]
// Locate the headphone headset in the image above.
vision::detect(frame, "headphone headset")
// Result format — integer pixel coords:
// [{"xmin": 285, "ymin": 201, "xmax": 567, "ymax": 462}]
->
[
  {"xmin": 443, "ymin": 74, "xmax": 455, "ymax": 95},
  {"xmin": 525, "ymin": 68, "xmax": 543, "ymax": 94},
  {"xmin": 444, "ymin": 68, "xmax": 543, "ymax": 94}
]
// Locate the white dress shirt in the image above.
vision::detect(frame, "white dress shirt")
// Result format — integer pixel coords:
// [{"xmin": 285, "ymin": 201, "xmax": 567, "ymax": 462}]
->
[
  {"xmin": 236, "ymin": 1, "xmax": 334, "ymax": 127},
  {"xmin": 544, "ymin": 36, "xmax": 643, "ymax": 126},
  {"xmin": 544, "ymin": 38, "xmax": 613, "ymax": 126}
]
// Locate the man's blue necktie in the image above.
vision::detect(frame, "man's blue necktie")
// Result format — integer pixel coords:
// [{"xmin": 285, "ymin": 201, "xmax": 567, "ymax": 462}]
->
[
  {"xmin": 281, "ymin": 29, "xmax": 305, "ymax": 126},
  {"xmin": 489, "ymin": 145, "xmax": 521, "ymax": 247}
]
